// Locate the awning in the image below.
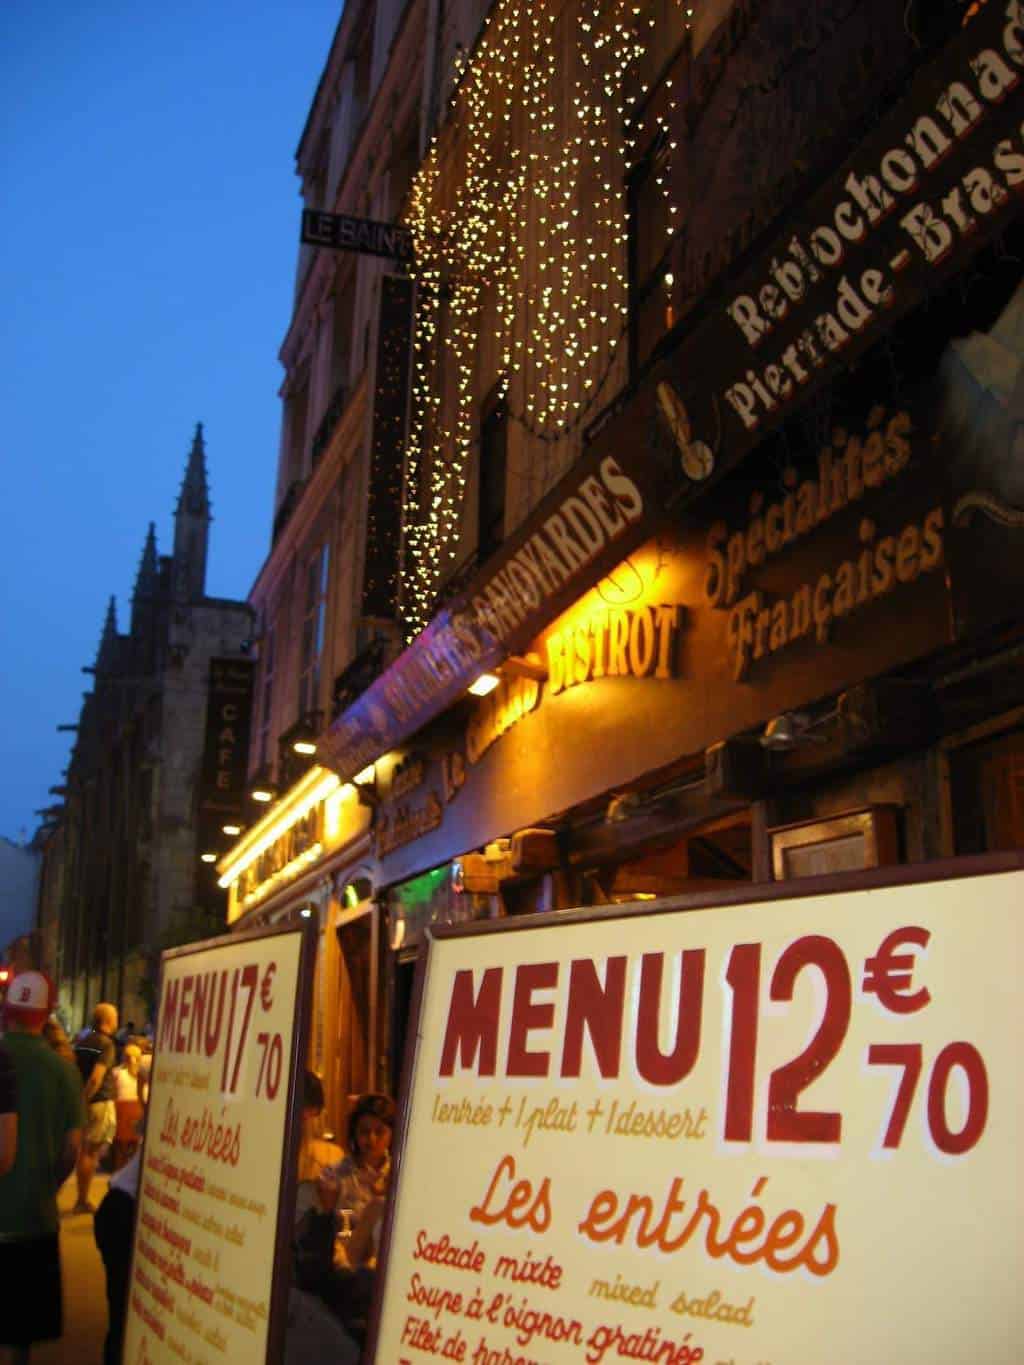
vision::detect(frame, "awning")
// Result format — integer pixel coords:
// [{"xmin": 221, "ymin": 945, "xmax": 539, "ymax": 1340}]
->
[{"xmin": 318, "ymin": 434, "xmax": 677, "ymax": 781}]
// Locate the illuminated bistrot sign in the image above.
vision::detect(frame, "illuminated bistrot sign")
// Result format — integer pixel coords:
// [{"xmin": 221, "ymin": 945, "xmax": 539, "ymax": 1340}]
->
[{"xmin": 465, "ymin": 594, "xmax": 682, "ymax": 767}]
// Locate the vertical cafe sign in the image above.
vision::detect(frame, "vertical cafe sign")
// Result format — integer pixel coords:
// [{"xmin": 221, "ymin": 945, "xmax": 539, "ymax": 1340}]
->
[
  {"xmin": 123, "ymin": 922, "xmax": 314, "ymax": 1365},
  {"xmin": 199, "ymin": 659, "xmax": 255, "ymax": 818},
  {"xmin": 370, "ymin": 860, "xmax": 1023, "ymax": 1364}
]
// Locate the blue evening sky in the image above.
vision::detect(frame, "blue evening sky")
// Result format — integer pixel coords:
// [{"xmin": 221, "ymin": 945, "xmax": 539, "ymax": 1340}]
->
[{"xmin": 2, "ymin": 2, "xmax": 342, "ymax": 842}]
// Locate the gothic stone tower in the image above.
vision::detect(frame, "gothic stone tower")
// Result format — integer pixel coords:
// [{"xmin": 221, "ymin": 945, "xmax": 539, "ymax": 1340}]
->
[{"xmin": 48, "ymin": 427, "xmax": 253, "ymax": 1027}]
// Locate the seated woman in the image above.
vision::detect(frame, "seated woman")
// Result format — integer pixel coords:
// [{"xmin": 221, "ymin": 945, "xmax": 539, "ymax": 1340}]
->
[
  {"xmin": 293, "ymin": 1092, "xmax": 396, "ymax": 1342},
  {"xmin": 328, "ymin": 1092, "xmax": 395, "ymax": 1238}
]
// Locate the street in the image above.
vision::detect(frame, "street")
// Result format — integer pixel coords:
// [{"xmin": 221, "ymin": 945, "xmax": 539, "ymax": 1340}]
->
[{"xmin": 34, "ymin": 1173, "xmax": 111, "ymax": 1364}]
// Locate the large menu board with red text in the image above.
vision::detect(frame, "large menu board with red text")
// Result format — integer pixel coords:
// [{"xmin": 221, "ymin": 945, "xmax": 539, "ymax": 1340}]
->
[
  {"xmin": 372, "ymin": 862, "xmax": 1022, "ymax": 1364},
  {"xmin": 124, "ymin": 922, "xmax": 313, "ymax": 1365}
]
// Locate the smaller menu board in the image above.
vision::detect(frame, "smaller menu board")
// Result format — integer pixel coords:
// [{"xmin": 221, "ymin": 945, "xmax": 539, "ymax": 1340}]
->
[{"xmin": 124, "ymin": 921, "xmax": 314, "ymax": 1365}]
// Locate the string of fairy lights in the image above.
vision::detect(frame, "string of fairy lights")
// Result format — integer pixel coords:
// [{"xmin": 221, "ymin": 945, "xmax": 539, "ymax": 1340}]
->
[
  {"xmin": 385, "ymin": 0, "xmax": 966, "ymax": 639},
  {"xmin": 399, "ymin": 0, "xmax": 696, "ymax": 637}
]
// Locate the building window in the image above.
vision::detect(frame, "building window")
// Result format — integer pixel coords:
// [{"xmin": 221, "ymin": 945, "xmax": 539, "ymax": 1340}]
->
[
  {"xmin": 331, "ymin": 273, "xmax": 356, "ymax": 394},
  {"xmin": 257, "ymin": 623, "xmax": 276, "ymax": 772},
  {"xmin": 283, "ymin": 377, "xmax": 310, "ymax": 489},
  {"xmin": 628, "ymin": 133, "xmax": 681, "ymax": 376},
  {"xmin": 951, "ymin": 725, "xmax": 1024, "ymax": 855},
  {"xmin": 478, "ymin": 396, "xmax": 508, "ymax": 564},
  {"xmin": 351, "ymin": 5, "xmax": 376, "ymax": 131},
  {"xmin": 388, "ymin": 117, "xmax": 421, "ymax": 222},
  {"xmin": 299, "ymin": 545, "xmax": 330, "ymax": 717},
  {"xmin": 628, "ymin": 0, "xmax": 692, "ymax": 105}
]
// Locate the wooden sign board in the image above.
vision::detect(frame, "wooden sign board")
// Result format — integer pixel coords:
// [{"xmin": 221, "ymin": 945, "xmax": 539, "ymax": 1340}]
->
[
  {"xmin": 124, "ymin": 920, "xmax": 315, "ymax": 1365},
  {"xmin": 369, "ymin": 853, "xmax": 1023, "ymax": 1364}
]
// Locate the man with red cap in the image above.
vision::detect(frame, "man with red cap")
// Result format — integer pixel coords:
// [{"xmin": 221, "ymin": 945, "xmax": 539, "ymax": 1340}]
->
[{"xmin": 0, "ymin": 970, "xmax": 85, "ymax": 1362}]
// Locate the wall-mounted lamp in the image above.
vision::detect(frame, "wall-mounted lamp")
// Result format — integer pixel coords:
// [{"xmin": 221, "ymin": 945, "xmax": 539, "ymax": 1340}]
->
[
  {"xmin": 222, "ymin": 823, "xmax": 243, "ymax": 837},
  {"xmin": 250, "ymin": 786, "xmax": 275, "ymax": 803},
  {"xmin": 760, "ymin": 708, "xmax": 838, "ymax": 751},
  {"xmin": 341, "ymin": 878, "xmax": 371, "ymax": 909},
  {"xmin": 352, "ymin": 763, "xmax": 379, "ymax": 809},
  {"xmin": 200, "ymin": 852, "xmax": 217, "ymax": 864},
  {"xmin": 283, "ymin": 711, "xmax": 322, "ymax": 765},
  {"xmin": 605, "ymin": 791, "xmax": 644, "ymax": 824},
  {"xmin": 467, "ymin": 653, "xmax": 548, "ymax": 699},
  {"xmin": 468, "ymin": 672, "xmax": 501, "ymax": 697}
]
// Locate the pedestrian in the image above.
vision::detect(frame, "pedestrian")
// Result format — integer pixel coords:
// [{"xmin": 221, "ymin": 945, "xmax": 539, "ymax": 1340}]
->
[
  {"xmin": 0, "ymin": 970, "xmax": 85, "ymax": 1362},
  {"xmin": 73, "ymin": 1001, "xmax": 119, "ymax": 1214},
  {"xmin": 112, "ymin": 1044, "xmax": 141, "ymax": 1102},
  {"xmin": 111, "ymin": 1044, "xmax": 144, "ymax": 1170},
  {"xmin": 0, "ymin": 1039, "xmax": 16, "ymax": 1177},
  {"xmin": 42, "ymin": 1014, "xmax": 76, "ymax": 1068},
  {"xmin": 94, "ymin": 1136, "xmax": 142, "ymax": 1365},
  {"xmin": 136, "ymin": 1037, "xmax": 153, "ymax": 1106}
]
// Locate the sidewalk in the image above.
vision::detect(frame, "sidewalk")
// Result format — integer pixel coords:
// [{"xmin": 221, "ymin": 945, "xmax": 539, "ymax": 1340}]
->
[{"xmin": 33, "ymin": 1173, "xmax": 111, "ymax": 1364}]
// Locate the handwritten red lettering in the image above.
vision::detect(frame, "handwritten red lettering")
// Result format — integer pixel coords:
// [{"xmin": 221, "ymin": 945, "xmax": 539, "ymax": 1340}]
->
[{"xmin": 469, "ymin": 1154, "xmax": 551, "ymax": 1233}]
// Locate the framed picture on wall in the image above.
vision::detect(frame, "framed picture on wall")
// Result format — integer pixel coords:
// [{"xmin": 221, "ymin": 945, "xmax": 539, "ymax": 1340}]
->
[{"xmin": 768, "ymin": 804, "xmax": 901, "ymax": 881}]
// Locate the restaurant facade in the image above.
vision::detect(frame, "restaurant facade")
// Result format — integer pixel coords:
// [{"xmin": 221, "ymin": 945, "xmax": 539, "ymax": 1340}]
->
[{"xmin": 221, "ymin": 0, "xmax": 1024, "ymax": 1114}]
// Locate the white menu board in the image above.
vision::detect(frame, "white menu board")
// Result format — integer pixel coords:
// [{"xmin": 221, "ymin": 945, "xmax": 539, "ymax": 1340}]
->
[
  {"xmin": 124, "ymin": 922, "xmax": 313, "ymax": 1365},
  {"xmin": 372, "ymin": 862, "xmax": 1022, "ymax": 1365}
]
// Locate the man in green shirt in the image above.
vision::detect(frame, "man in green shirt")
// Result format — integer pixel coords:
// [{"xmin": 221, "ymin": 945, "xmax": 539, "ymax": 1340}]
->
[{"xmin": 0, "ymin": 971, "xmax": 85, "ymax": 1362}]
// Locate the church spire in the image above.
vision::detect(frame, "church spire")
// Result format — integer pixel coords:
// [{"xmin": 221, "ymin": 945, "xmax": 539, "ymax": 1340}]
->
[
  {"xmin": 172, "ymin": 422, "xmax": 211, "ymax": 602},
  {"xmin": 176, "ymin": 422, "xmax": 210, "ymax": 520},
  {"xmin": 96, "ymin": 595, "xmax": 118, "ymax": 669},
  {"xmin": 133, "ymin": 522, "xmax": 158, "ymax": 601},
  {"xmin": 131, "ymin": 522, "xmax": 158, "ymax": 636}
]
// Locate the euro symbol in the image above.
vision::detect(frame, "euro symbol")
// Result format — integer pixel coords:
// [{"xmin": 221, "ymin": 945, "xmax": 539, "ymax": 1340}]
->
[
  {"xmin": 260, "ymin": 962, "xmax": 276, "ymax": 1012},
  {"xmin": 862, "ymin": 926, "xmax": 931, "ymax": 1014}
]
